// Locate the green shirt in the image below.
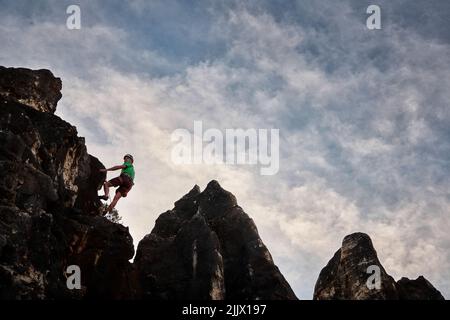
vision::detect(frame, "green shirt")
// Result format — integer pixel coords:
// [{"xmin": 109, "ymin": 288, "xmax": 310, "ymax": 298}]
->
[{"xmin": 121, "ymin": 161, "xmax": 135, "ymax": 181}]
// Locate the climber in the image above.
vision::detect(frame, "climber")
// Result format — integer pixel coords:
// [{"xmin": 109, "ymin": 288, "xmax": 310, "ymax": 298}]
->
[{"xmin": 98, "ymin": 154, "xmax": 135, "ymax": 215}]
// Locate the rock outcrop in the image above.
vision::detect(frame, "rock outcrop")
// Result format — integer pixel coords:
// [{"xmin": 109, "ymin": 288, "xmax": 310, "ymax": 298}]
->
[
  {"xmin": 396, "ymin": 276, "xmax": 445, "ymax": 300},
  {"xmin": 1, "ymin": 66, "xmax": 444, "ymax": 301},
  {"xmin": 0, "ymin": 66, "xmax": 62, "ymax": 114},
  {"xmin": 313, "ymin": 233, "xmax": 445, "ymax": 300},
  {"xmin": 0, "ymin": 65, "xmax": 295, "ymax": 300},
  {"xmin": 134, "ymin": 180, "xmax": 298, "ymax": 300},
  {"xmin": 0, "ymin": 66, "xmax": 136, "ymax": 299}
]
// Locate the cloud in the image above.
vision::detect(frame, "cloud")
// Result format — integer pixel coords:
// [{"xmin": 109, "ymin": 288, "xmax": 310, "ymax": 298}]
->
[{"xmin": 1, "ymin": 0, "xmax": 450, "ymax": 299}]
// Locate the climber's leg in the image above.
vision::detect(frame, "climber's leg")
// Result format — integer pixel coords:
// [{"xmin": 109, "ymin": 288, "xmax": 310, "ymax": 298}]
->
[
  {"xmin": 102, "ymin": 181, "xmax": 112, "ymax": 199},
  {"xmin": 105, "ymin": 191, "xmax": 122, "ymax": 214},
  {"xmin": 100, "ymin": 177, "xmax": 121, "ymax": 200}
]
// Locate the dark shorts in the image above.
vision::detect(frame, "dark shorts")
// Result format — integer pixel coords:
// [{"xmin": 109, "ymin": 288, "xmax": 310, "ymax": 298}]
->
[{"xmin": 109, "ymin": 174, "xmax": 133, "ymax": 197}]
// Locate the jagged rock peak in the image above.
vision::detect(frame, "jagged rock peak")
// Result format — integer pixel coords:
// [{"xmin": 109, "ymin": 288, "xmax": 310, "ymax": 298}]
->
[
  {"xmin": 174, "ymin": 184, "xmax": 200, "ymax": 207},
  {"xmin": 205, "ymin": 179, "xmax": 224, "ymax": 191},
  {"xmin": 135, "ymin": 181, "xmax": 297, "ymax": 300},
  {"xmin": 172, "ymin": 180, "xmax": 237, "ymax": 221},
  {"xmin": 314, "ymin": 232, "xmax": 445, "ymax": 300},
  {"xmin": 0, "ymin": 66, "xmax": 62, "ymax": 114},
  {"xmin": 202, "ymin": 180, "xmax": 237, "ymax": 206},
  {"xmin": 190, "ymin": 184, "xmax": 201, "ymax": 194},
  {"xmin": 342, "ymin": 232, "xmax": 374, "ymax": 250},
  {"xmin": 396, "ymin": 276, "xmax": 445, "ymax": 300}
]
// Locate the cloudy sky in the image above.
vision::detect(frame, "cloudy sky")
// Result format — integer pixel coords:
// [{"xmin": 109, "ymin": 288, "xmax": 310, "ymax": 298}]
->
[{"xmin": 1, "ymin": 0, "xmax": 450, "ymax": 299}]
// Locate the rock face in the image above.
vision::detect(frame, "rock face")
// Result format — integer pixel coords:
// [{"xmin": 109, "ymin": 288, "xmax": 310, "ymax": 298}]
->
[
  {"xmin": 313, "ymin": 233, "xmax": 445, "ymax": 300},
  {"xmin": 134, "ymin": 180, "xmax": 298, "ymax": 300},
  {"xmin": 396, "ymin": 276, "xmax": 445, "ymax": 300},
  {"xmin": 3, "ymin": 66, "xmax": 443, "ymax": 301},
  {"xmin": 0, "ymin": 66, "xmax": 295, "ymax": 300},
  {"xmin": 0, "ymin": 66, "xmax": 62, "ymax": 114},
  {"xmin": 0, "ymin": 66, "xmax": 136, "ymax": 299}
]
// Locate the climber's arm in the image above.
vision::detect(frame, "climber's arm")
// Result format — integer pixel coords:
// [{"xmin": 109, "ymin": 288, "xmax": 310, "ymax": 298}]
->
[{"xmin": 100, "ymin": 165, "xmax": 126, "ymax": 172}]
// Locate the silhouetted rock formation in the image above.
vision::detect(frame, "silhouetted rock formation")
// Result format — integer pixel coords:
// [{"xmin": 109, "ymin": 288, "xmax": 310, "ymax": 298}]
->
[
  {"xmin": 0, "ymin": 66, "xmax": 62, "ymax": 114},
  {"xmin": 396, "ymin": 276, "xmax": 445, "ymax": 300},
  {"xmin": 1, "ymin": 66, "xmax": 444, "ymax": 301},
  {"xmin": 313, "ymin": 232, "xmax": 444, "ymax": 300},
  {"xmin": 0, "ymin": 66, "xmax": 295, "ymax": 300},
  {"xmin": 0, "ymin": 66, "xmax": 136, "ymax": 299},
  {"xmin": 135, "ymin": 180, "xmax": 298, "ymax": 300}
]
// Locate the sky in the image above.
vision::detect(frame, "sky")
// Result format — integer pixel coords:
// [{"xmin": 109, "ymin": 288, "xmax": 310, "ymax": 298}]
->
[{"xmin": 1, "ymin": 0, "xmax": 450, "ymax": 299}]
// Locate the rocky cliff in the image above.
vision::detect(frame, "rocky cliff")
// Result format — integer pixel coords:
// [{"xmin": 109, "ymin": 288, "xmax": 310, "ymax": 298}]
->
[
  {"xmin": 0, "ymin": 66, "xmax": 444, "ymax": 300},
  {"xmin": 0, "ymin": 66, "xmax": 296, "ymax": 300},
  {"xmin": 0, "ymin": 66, "xmax": 136, "ymax": 299},
  {"xmin": 313, "ymin": 233, "xmax": 445, "ymax": 300}
]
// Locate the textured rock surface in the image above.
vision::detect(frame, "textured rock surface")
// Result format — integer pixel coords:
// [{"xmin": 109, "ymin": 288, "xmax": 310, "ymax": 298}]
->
[
  {"xmin": 0, "ymin": 66, "xmax": 135, "ymax": 299},
  {"xmin": 0, "ymin": 66, "xmax": 296, "ymax": 300},
  {"xmin": 0, "ymin": 66, "xmax": 62, "ymax": 114},
  {"xmin": 314, "ymin": 233, "xmax": 444, "ymax": 300},
  {"xmin": 4, "ymin": 66, "xmax": 442, "ymax": 301},
  {"xmin": 135, "ymin": 180, "xmax": 298, "ymax": 300},
  {"xmin": 396, "ymin": 276, "xmax": 445, "ymax": 300}
]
